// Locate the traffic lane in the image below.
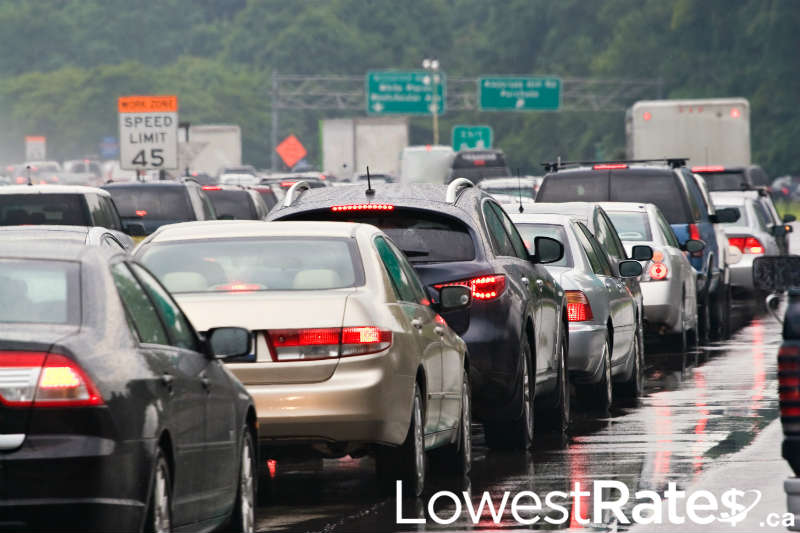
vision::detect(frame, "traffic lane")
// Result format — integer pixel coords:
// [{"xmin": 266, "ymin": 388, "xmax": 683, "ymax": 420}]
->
[{"xmin": 254, "ymin": 312, "xmax": 780, "ymax": 532}]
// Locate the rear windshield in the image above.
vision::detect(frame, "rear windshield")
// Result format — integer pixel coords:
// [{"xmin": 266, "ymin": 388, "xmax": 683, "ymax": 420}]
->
[
  {"xmin": 696, "ymin": 171, "xmax": 747, "ymax": 191},
  {"xmin": 483, "ymin": 186, "xmax": 536, "ymax": 199},
  {"xmin": 0, "ymin": 259, "xmax": 79, "ymax": 324},
  {"xmin": 257, "ymin": 190, "xmax": 277, "ymax": 209},
  {"xmin": 284, "ymin": 208, "xmax": 476, "ymax": 264},
  {"xmin": 207, "ymin": 190, "xmax": 256, "ymax": 220},
  {"xmin": 105, "ymin": 187, "xmax": 192, "ymax": 221},
  {"xmin": 0, "ymin": 194, "xmax": 90, "ymax": 226},
  {"xmin": 538, "ymin": 171, "xmax": 692, "ymax": 224},
  {"xmin": 138, "ymin": 237, "xmax": 362, "ymax": 293},
  {"xmin": 605, "ymin": 212, "xmax": 653, "ymax": 241},
  {"xmin": 515, "ymin": 224, "xmax": 572, "ymax": 267},
  {"xmin": 452, "ymin": 151, "xmax": 507, "ymax": 169}
]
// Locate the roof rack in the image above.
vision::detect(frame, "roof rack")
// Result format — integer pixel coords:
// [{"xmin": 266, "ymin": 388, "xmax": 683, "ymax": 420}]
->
[
  {"xmin": 542, "ymin": 158, "xmax": 688, "ymax": 172},
  {"xmin": 445, "ymin": 178, "xmax": 474, "ymax": 204},
  {"xmin": 282, "ymin": 180, "xmax": 310, "ymax": 208}
]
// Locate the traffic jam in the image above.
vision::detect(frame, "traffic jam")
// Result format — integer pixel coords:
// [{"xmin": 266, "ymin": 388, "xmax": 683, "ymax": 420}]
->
[{"xmin": 1, "ymin": 44, "xmax": 799, "ymax": 533}]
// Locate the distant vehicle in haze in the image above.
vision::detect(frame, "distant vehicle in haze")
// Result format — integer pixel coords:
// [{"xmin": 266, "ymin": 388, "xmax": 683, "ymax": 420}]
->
[
  {"xmin": 0, "ymin": 224, "xmax": 134, "ymax": 250},
  {"xmin": 626, "ymin": 98, "xmax": 751, "ymax": 167},
  {"xmin": 219, "ymin": 172, "xmax": 260, "ymax": 186},
  {"xmin": 449, "ymin": 149, "xmax": 511, "ymax": 183},
  {"xmin": 321, "ymin": 117, "xmax": 408, "ymax": 180},
  {"xmin": 691, "ymin": 164, "xmax": 771, "ymax": 192},
  {"xmin": 63, "ymin": 159, "xmax": 102, "ymax": 179},
  {"xmin": 249, "ymin": 185, "xmax": 279, "ymax": 210},
  {"xmin": 772, "ymin": 175, "xmax": 800, "ymax": 203},
  {"xmin": 101, "ymin": 159, "xmax": 137, "ymax": 183},
  {"xmin": 477, "ymin": 176, "xmax": 541, "ymax": 201},
  {"xmin": 400, "ymin": 145, "xmax": 454, "ymax": 184},
  {"xmin": 201, "ymin": 184, "xmax": 270, "ymax": 220},
  {"xmin": 220, "ymin": 165, "xmax": 257, "ymax": 176},
  {"xmin": 178, "ymin": 124, "xmax": 242, "ymax": 177}
]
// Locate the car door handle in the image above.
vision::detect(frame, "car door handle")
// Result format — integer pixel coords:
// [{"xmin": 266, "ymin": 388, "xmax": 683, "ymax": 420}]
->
[
  {"xmin": 411, "ymin": 318, "xmax": 424, "ymax": 330},
  {"xmin": 201, "ymin": 376, "xmax": 211, "ymax": 391},
  {"xmin": 160, "ymin": 373, "xmax": 174, "ymax": 392},
  {"xmin": 536, "ymin": 279, "xmax": 544, "ymax": 291},
  {"xmin": 434, "ymin": 326, "xmax": 445, "ymax": 336},
  {"xmin": 521, "ymin": 277, "xmax": 530, "ymax": 287}
]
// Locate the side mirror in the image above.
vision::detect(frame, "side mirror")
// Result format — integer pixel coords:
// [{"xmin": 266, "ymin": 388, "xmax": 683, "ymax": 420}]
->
[
  {"xmin": 752, "ymin": 256, "xmax": 800, "ymax": 292},
  {"xmin": 784, "ymin": 214, "xmax": 797, "ymax": 223},
  {"xmin": 207, "ymin": 327, "xmax": 252, "ymax": 360},
  {"xmin": 530, "ymin": 236, "xmax": 564, "ymax": 264},
  {"xmin": 631, "ymin": 245, "xmax": 653, "ymax": 261},
  {"xmin": 713, "ymin": 207, "xmax": 741, "ymax": 224},
  {"xmin": 618, "ymin": 260, "xmax": 643, "ymax": 278},
  {"xmin": 438, "ymin": 285, "xmax": 472, "ymax": 311},
  {"xmin": 125, "ymin": 222, "xmax": 147, "ymax": 237},
  {"xmin": 683, "ymin": 239, "xmax": 705, "ymax": 253}
]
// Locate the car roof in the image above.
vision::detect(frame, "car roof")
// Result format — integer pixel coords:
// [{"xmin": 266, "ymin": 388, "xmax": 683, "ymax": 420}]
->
[
  {"xmin": 520, "ymin": 202, "xmax": 598, "ymax": 219},
  {"xmin": 509, "ymin": 212, "xmax": 577, "ymax": 225},
  {"xmin": 597, "ymin": 202, "xmax": 650, "ymax": 212},
  {"xmin": 547, "ymin": 165, "xmax": 676, "ymax": 177},
  {"xmin": 477, "ymin": 177, "xmax": 536, "ymax": 187},
  {"xmin": 0, "ymin": 184, "xmax": 110, "ymax": 196},
  {"xmin": 0, "ymin": 225, "xmax": 90, "ymax": 237},
  {"xmin": 144, "ymin": 220, "xmax": 370, "ymax": 243},
  {"xmin": 102, "ymin": 181, "xmax": 189, "ymax": 189},
  {"xmin": 0, "ymin": 240, "xmax": 120, "ymax": 262}
]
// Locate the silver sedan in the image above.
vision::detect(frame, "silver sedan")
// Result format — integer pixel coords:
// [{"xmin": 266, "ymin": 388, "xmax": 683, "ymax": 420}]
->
[
  {"xmin": 602, "ymin": 202, "xmax": 702, "ymax": 351},
  {"xmin": 510, "ymin": 212, "xmax": 643, "ymax": 410}
]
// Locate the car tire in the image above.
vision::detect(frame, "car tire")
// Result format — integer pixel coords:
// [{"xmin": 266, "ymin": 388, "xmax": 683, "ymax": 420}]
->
[
  {"xmin": 484, "ymin": 330, "xmax": 534, "ymax": 451},
  {"xmin": 434, "ymin": 372, "xmax": 472, "ymax": 475},
  {"xmin": 538, "ymin": 325, "xmax": 570, "ymax": 435},
  {"xmin": 577, "ymin": 333, "xmax": 612, "ymax": 410},
  {"xmin": 145, "ymin": 448, "xmax": 172, "ymax": 533},
  {"xmin": 376, "ymin": 384, "xmax": 426, "ymax": 497},
  {"xmin": 710, "ymin": 282, "xmax": 732, "ymax": 341},
  {"xmin": 229, "ymin": 431, "xmax": 256, "ymax": 533},
  {"xmin": 618, "ymin": 327, "xmax": 644, "ymax": 398}
]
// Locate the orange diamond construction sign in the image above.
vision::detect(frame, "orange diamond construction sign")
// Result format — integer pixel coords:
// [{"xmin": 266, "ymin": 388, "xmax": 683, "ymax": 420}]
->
[{"xmin": 276, "ymin": 135, "xmax": 307, "ymax": 169}]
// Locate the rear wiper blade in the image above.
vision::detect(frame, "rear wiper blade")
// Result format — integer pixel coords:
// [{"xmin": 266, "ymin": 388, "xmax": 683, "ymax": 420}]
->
[{"xmin": 403, "ymin": 250, "xmax": 430, "ymax": 257}]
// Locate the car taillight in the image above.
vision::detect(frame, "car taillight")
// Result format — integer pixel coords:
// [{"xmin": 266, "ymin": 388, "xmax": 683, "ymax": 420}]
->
[
  {"xmin": 266, "ymin": 327, "xmax": 392, "ymax": 361},
  {"xmin": 779, "ymin": 346, "xmax": 800, "ymax": 428},
  {"xmin": 648, "ymin": 262, "xmax": 668, "ymax": 280},
  {"xmin": 688, "ymin": 224, "xmax": 703, "ymax": 257},
  {"xmin": 135, "ymin": 210, "xmax": 147, "ymax": 217},
  {"xmin": 729, "ymin": 236, "xmax": 764, "ymax": 254},
  {"xmin": 202, "ymin": 185, "xmax": 221, "ymax": 191},
  {"xmin": 434, "ymin": 275, "xmax": 506, "ymax": 301},
  {"xmin": 565, "ymin": 290, "xmax": 593, "ymax": 322},
  {"xmin": 0, "ymin": 352, "xmax": 103, "ymax": 407},
  {"xmin": 330, "ymin": 204, "xmax": 395, "ymax": 212},
  {"xmin": 593, "ymin": 163, "xmax": 628, "ymax": 170}
]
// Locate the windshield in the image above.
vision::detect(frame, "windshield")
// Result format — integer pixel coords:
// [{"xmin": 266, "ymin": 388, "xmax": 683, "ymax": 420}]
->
[
  {"xmin": 139, "ymin": 237, "xmax": 362, "ymax": 293},
  {"xmin": 207, "ymin": 190, "xmax": 256, "ymax": 219},
  {"xmin": 605, "ymin": 212, "xmax": 653, "ymax": 241},
  {"xmin": 515, "ymin": 223, "xmax": 572, "ymax": 267},
  {"xmin": 0, "ymin": 259, "xmax": 80, "ymax": 324},
  {"xmin": 105, "ymin": 187, "xmax": 193, "ymax": 221},
  {"xmin": 286, "ymin": 208, "xmax": 476, "ymax": 263},
  {"xmin": 0, "ymin": 194, "xmax": 90, "ymax": 226},
  {"xmin": 696, "ymin": 171, "xmax": 747, "ymax": 191}
]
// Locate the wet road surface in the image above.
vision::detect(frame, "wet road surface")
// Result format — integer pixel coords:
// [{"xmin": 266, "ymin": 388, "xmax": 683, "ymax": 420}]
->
[{"xmin": 254, "ymin": 301, "xmax": 781, "ymax": 532}]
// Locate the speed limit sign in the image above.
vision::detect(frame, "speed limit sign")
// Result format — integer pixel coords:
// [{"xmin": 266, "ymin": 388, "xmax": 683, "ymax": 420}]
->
[{"xmin": 118, "ymin": 95, "xmax": 178, "ymax": 170}]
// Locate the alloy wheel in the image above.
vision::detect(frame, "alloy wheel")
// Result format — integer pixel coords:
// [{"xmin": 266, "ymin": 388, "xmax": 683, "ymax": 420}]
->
[{"xmin": 239, "ymin": 436, "xmax": 255, "ymax": 533}]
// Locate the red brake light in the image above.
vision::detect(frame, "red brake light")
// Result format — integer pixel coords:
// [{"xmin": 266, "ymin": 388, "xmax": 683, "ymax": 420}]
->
[
  {"xmin": 649, "ymin": 263, "xmax": 668, "ymax": 280},
  {"xmin": 730, "ymin": 108, "xmax": 741, "ymax": 119},
  {"xmin": 202, "ymin": 185, "xmax": 222, "ymax": 191},
  {"xmin": 434, "ymin": 275, "xmax": 506, "ymax": 301},
  {"xmin": 473, "ymin": 160, "xmax": 486, "ymax": 166},
  {"xmin": 0, "ymin": 352, "xmax": 46, "ymax": 406},
  {"xmin": 688, "ymin": 224, "xmax": 703, "ymax": 257},
  {"xmin": 643, "ymin": 111, "xmax": 652, "ymax": 121},
  {"xmin": 213, "ymin": 282, "xmax": 263, "ymax": 292},
  {"xmin": 330, "ymin": 204, "xmax": 395, "ymax": 212},
  {"xmin": 744, "ymin": 237, "xmax": 764, "ymax": 254},
  {"xmin": 267, "ymin": 327, "xmax": 392, "ymax": 361},
  {"xmin": 593, "ymin": 163, "xmax": 628, "ymax": 170},
  {"xmin": 0, "ymin": 352, "xmax": 103, "ymax": 407},
  {"xmin": 565, "ymin": 290, "xmax": 593, "ymax": 322},
  {"xmin": 15, "ymin": 177, "xmax": 24, "ymax": 184},
  {"xmin": 692, "ymin": 166, "xmax": 725, "ymax": 173},
  {"xmin": 135, "ymin": 210, "xmax": 147, "ymax": 217},
  {"xmin": 280, "ymin": 181, "xmax": 297, "ymax": 187}
]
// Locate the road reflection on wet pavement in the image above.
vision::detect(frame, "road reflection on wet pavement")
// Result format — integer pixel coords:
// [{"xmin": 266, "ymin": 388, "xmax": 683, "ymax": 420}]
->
[{"xmin": 255, "ymin": 303, "xmax": 781, "ymax": 532}]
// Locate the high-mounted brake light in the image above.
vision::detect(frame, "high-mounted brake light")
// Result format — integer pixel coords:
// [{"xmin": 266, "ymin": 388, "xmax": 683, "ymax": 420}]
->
[
  {"xmin": 692, "ymin": 166, "xmax": 725, "ymax": 173},
  {"xmin": 202, "ymin": 185, "xmax": 222, "ymax": 191},
  {"xmin": 0, "ymin": 352, "xmax": 103, "ymax": 407},
  {"xmin": 280, "ymin": 181, "xmax": 297, "ymax": 187},
  {"xmin": 330, "ymin": 204, "xmax": 395, "ymax": 212},
  {"xmin": 434, "ymin": 275, "xmax": 506, "ymax": 301},
  {"xmin": 135, "ymin": 210, "xmax": 147, "ymax": 217},
  {"xmin": 730, "ymin": 108, "xmax": 741, "ymax": 119},
  {"xmin": 643, "ymin": 111, "xmax": 652, "ymax": 121},
  {"xmin": 472, "ymin": 160, "xmax": 486, "ymax": 166},
  {"xmin": 565, "ymin": 290, "xmax": 593, "ymax": 322},
  {"xmin": 593, "ymin": 164, "xmax": 628, "ymax": 170},
  {"xmin": 266, "ymin": 327, "xmax": 392, "ymax": 361},
  {"xmin": 213, "ymin": 282, "xmax": 263, "ymax": 292}
]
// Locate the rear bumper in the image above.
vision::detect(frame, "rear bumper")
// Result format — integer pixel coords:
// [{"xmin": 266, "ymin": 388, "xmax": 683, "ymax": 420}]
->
[
  {"xmin": 247, "ymin": 351, "xmax": 414, "ymax": 448},
  {"xmin": 0, "ymin": 435, "xmax": 153, "ymax": 531},
  {"xmin": 730, "ymin": 254, "xmax": 757, "ymax": 290},
  {"xmin": 566, "ymin": 323, "xmax": 605, "ymax": 383},
  {"xmin": 641, "ymin": 280, "xmax": 682, "ymax": 332}
]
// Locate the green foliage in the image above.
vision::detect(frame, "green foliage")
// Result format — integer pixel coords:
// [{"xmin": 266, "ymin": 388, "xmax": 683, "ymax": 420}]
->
[{"xmin": 0, "ymin": 0, "xmax": 796, "ymax": 175}]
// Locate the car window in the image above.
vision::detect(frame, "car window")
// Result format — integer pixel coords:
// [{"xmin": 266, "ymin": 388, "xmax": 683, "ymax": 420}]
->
[
  {"xmin": 655, "ymin": 210, "xmax": 681, "ymax": 248},
  {"xmin": 593, "ymin": 210, "xmax": 625, "ymax": 261},
  {"xmin": 607, "ymin": 172, "xmax": 694, "ymax": 224},
  {"xmin": 482, "ymin": 201, "xmax": 516, "ymax": 256},
  {"xmin": 515, "ymin": 223, "xmax": 572, "ymax": 267},
  {"xmin": 207, "ymin": 190, "xmax": 257, "ymax": 220},
  {"xmin": 86, "ymin": 194, "xmax": 111, "ymax": 227},
  {"xmin": 752, "ymin": 202, "xmax": 771, "ymax": 230},
  {"xmin": 375, "ymin": 236, "xmax": 418, "ymax": 302},
  {"xmin": 130, "ymin": 263, "xmax": 199, "ymax": 351},
  {"xmin": 605, "ymin": 211, "xmax": 653, "ymax": 242},
  {"xmin": 489, "ymin": 202, "xmax": 528, "ymax": 259},
  {"xmin": 198, "ymin": 188, "xmax": 217, "ymax": 220},
  {"xmin": 101, "ymin": 197, "xmax": 123, "ymax": 230},
  {"xmin": 0, "ymin": 259, "xmax": 80, "ymax": 325},
  {"xmin": 573, "ymin": 222, "xmax": 605, "ymax": 275},
  {"xmin": 582, "ymin": 224, "xmax": 616, "ymax": 276},
  {"xmin": 0, "ymin": 193, "xmax": 91, "ymax": 226},
  {"xmin": 105, "ymin": 186, "xmax": 194, "ymax": 221},
  {"xmin": 386, "ymin": 238, "xmax": 429, "ymax": 304},
  {"xmin": 680, "ymin": 171, "xmax": 705, "ymax": 220},
  {"xmin": 111, "ymin": 263, "xmax": 169, "ymax": 345}
]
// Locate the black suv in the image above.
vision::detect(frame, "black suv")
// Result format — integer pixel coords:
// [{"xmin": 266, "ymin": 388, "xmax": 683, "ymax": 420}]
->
[
  {"xmin": 102, "ymin": 179, "xmax": 216, "ymax": 237},
  {"xmin": 201, "ymin": 184, "xmax": 270, "ymax": 220},
  {"xmin": 268, "ymin": 180, "xmax": 570, "ymax": 448},
  {"xmin": 537, "ymin": 160, "xmax": 740, "ymax": 341},
  {"xmin": 449, "ymin": 149, "xmax": 511, "ymax": 183}
]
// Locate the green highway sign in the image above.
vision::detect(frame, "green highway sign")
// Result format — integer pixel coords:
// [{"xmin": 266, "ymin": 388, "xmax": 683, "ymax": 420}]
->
[
  {"xmin": 479, "ymin": 76, "xmax": 561, "ymax": 111},
  {"xmin": 452, "ymin": 125, "xmax": 492, "ymax": 151},
  {"xmin": 366, "ymin": 71, "xmax": 446, "ymax": 115}
]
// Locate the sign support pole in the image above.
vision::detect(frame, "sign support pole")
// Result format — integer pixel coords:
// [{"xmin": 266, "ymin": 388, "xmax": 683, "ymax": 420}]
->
[{"xmin": 271, "ymin": 70, "xmax": 279, "ymax": 171}]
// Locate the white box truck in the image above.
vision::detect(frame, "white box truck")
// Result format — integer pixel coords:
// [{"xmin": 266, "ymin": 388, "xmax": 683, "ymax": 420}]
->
[
  {"xmin": 321, "ymin": 117, "xmax": 408, "ymax": 179},
  {"xmin": 178, "ymin": 124, "xmax": 242, "ymax": 177},
  {"xmin": 400, "ymin": 145, "xmax": 455, "ymax": 184},
  {"xmin": 626, "ymin": 98, "xmax": 750, "ymax": 166}
]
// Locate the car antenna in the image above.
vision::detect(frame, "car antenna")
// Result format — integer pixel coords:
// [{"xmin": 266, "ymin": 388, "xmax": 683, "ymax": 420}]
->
[
  {"xmin": 25, "ymin": 165, "xmax": 32, "ymax": 186},
  {"xmin": 365, "ymin": 166, "xmax": 375, "ymax": 196},
  {"xmin": 516, "ymin": 168, "xmax": 524, "ymax": 213}
]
